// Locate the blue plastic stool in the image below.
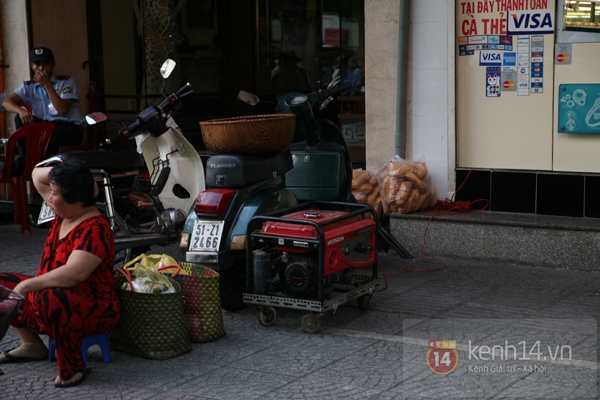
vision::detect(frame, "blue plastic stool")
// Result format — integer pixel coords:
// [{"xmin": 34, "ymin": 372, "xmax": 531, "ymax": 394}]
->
[{"xmin": 48, "ymin": 332, "xmax": 111, "ymax": 364}]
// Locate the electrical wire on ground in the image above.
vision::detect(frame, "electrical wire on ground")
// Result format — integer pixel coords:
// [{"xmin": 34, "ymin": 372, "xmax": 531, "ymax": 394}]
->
[{"xmin": 377, "ymin": 169, "xmax": 488, "ymax": 292}]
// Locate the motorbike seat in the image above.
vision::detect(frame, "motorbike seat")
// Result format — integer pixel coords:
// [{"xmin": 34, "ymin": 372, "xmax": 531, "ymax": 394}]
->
[
  {"xmin": 205, "ymin": 148, "xmax": 293, "ymax": 188},
  {"xmin": 58, "ymin": 150, "xmax": 146, "ymax": 172}
]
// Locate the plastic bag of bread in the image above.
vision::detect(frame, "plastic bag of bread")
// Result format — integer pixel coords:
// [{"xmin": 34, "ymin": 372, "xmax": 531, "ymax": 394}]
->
[
  {"xmin": 351, "ymin": 169, "xmax": 383, "ymax": 220},
  {"xmin": 376, "ymin": 155, "xmax": 437, "ymax": 215}
]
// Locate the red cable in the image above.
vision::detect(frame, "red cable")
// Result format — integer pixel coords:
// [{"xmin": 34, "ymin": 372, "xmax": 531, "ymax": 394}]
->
[
  {"xmin": 377, "ymin": 169, "xmax": 488, "ymax": 291},
  {"xmin": 433, "ymin": 168, "xmax": 489, "ymax": 214}
]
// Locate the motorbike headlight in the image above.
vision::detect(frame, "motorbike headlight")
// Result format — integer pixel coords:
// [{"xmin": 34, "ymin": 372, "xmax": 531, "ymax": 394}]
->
[{"xmin": 158, "ymin": 208, "xmax": 187, "ymax": 233}]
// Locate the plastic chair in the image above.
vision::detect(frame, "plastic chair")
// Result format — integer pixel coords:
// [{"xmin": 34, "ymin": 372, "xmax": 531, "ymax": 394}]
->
[
  {"xmin": 0, "ymin": 122, "xmax": 55, "ymax": 234},
  {"xmin": 16, "ymin": 101, "xmax": 89, "ymax": 154},
  {"xmin": 48, "ymin": 332, "xmax": 112, "ymax": 365}
]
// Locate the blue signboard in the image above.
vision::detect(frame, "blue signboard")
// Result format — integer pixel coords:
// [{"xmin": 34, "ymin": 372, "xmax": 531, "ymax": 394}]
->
[
  {"xmin": 503, "ymin": 52, "xmax": 516, "ymax": 67},
  {"xmin": 558, "ymin": 84, "xmax": 600, "ymax": 134}
]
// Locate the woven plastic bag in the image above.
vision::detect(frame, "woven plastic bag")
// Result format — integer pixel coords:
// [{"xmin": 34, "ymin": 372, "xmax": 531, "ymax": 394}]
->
[
  {"xmin": 111, "ymin": 268, "xmax": 191, "ymax": 360},
  {"xmin": 173, "ymin": 262, "xmax": 226, "ymax": 343}
]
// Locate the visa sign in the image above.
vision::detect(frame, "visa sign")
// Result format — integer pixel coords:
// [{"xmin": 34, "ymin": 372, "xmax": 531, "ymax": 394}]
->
[
  {"xmin": 507, "ymin": 9, "xmax": 554, "ymax": 35},
  {"xmin": 480, "ymin": 51, "xmax": 502, "ymax": 67}
]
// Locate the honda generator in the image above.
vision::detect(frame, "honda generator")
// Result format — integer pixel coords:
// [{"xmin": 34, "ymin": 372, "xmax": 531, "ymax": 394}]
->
[{"xmin": 246, "ymin": 202, "xmax": 378, "ymax": 301}]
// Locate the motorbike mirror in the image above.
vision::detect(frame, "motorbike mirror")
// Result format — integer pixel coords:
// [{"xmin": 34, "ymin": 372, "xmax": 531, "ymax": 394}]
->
[
  {"xmin": 160, "ymin": 59, "xmax": 176, "ymax": 79},
  {"xmin": 85, "ymin": 112, "xmax": 108, "ymax": 125},
  {"xmin": 238, "ymin": 91, "xmax": 260, "ymax": 106}
]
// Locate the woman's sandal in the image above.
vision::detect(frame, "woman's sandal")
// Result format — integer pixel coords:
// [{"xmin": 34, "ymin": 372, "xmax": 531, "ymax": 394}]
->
[
  {"xmin": 0, "ymin": 347, "xmax": 47, "ymax": 363},
  {"xmin": 54, "ymin": 368, "xmax": 91, "ymax": 388}
]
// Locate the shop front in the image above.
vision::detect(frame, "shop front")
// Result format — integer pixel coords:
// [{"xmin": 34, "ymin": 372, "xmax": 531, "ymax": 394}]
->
[
  {"xmin": 88, "ymin": 0, "xmax": 366, "ymax": 164},
  {"xmin": 455, "ymin": 1, "xmax": 600, "ymax": 218}
]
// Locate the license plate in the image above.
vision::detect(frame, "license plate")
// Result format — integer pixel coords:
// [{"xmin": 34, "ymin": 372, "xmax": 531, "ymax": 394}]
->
[
  {"xmin": 38, "ymin": 201, "xmax": 56, "ymax": 224},
  {"xmin": 189, "ymin": 220, "xmax": 224, "ymax": 251}
]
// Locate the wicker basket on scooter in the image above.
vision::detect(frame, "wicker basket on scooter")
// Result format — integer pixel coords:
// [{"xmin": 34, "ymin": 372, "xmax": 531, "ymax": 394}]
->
[{"xmin": 200, "ymin": 114, "xmax": 296, "ymax": 154}]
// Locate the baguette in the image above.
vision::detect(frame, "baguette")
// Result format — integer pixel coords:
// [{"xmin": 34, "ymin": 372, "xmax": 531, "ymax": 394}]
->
[
  {"xmin": 352, "ymin": 170, "xmax": 370, "ymax": 190},
  {"xmin": 413, "ymin": 161, "xmax": 428, "ymax": 179},
  {"xmin": 401, "ymin": 188, "xmax": 421, "ymax": 213},
  {"xmin": 394, "ymin": 181, "xmax": 412, "ymax": 207},
  {"xmin": 404, "ymin": 171, "xmax": 427, "ymax": 193},
  {"xmin": 366, "ymin": 188, "xmax": 379, "ymax": 205},
  {"xmin": 385, "ymin": 161, "xmax": 413, "ymax": 177}
]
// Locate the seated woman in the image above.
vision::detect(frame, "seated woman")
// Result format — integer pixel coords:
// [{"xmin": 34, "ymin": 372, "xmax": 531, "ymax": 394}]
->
[{"xmin": 0, "ymin": 159, "xmax": 119, "ymax": 388}]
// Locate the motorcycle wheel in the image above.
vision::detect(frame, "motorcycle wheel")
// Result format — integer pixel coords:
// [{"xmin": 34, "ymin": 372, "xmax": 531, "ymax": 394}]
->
[{"xmin": 219, "ymin": 262, "xmax": 246, "ymax": 312}]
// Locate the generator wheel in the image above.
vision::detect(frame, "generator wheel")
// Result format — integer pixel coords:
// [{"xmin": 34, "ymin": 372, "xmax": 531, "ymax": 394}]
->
[
  {"xmin": 357, "ymin": 295, "xmax": 370, "ymax": 311},
  {"xmin": 301, "ymin": 313, "xmax": 321, "ymax": 334},
  {"xmin": 258, "ymin": 307, "xmax": 277, "ymax": 326}
]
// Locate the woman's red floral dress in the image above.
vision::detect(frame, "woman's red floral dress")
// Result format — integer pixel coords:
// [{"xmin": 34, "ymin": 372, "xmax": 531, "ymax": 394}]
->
[{"xmin": 0, "ymin": 215, "xmax": 120, "ymax": 380}]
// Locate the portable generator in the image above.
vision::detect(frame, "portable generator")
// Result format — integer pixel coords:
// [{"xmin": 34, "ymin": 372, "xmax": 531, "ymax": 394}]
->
[{"xmin": 247, "ymin": 202, "xmax": 377, "ymax": 301}]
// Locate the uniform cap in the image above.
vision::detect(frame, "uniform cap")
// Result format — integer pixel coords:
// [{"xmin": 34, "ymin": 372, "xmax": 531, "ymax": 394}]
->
[{"xmin": 30, "ymin": 47, "xmax": 54, "ymax": 63}]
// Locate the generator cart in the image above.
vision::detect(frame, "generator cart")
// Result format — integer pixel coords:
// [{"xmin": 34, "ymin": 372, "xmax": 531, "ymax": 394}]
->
[{"xmin": 243, "ymin": 201, "xmax": 380, "ymax": 333}]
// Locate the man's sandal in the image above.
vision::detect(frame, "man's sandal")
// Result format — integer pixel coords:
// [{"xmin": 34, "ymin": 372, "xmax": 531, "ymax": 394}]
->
[{"xmin": 54, "ymin": 368, "xmax": 91, "ymax": 388}]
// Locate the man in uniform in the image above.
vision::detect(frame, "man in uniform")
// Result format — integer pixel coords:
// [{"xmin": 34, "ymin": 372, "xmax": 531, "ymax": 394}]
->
[{"xmin": 2, "ymin": 46, "xmax": 84, "ymax": 174}]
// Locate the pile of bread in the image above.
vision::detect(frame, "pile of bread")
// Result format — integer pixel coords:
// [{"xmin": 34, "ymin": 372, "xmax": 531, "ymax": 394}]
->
[{"xmin": 352, "ymin": 157, "xmax": 437, "ymax": 217}]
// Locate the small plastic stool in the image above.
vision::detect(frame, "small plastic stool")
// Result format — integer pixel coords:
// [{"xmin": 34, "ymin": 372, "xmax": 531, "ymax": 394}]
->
[{"xmin": 48, "ymin": 332, "xmax": 111, "ymax": 364}]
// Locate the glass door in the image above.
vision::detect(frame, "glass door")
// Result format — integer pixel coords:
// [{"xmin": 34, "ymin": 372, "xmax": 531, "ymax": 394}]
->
[
  {"xmin": 254, "ymin": 0, "xmax": 364, "ymax": 95},
  {"xmin": 253, "ymin": 0, "xmax": 365, "ymax": 165}
]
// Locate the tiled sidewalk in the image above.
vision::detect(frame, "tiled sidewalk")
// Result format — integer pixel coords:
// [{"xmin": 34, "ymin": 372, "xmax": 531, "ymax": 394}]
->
[{"xmin": 0, "ymin": 223, "xmax": 597, "ymax": 399}]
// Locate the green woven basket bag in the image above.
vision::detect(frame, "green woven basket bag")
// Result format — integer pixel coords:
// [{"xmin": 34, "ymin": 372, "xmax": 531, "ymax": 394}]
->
[
  {"xmin": 110, "ymin": 275, "xmax": 191, "ymax": 360},
  {"xmin": 175, "ymin": 262, "xmax": 226, "ymax": 343}
]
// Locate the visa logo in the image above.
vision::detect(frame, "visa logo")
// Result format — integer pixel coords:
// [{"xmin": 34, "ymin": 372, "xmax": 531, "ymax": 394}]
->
[
  {"xmin": 507, "ymin": 10, "xmax": 554, "ymax": 35},
  {"xmin": 480, "ymin": 51, "xmax": 502, "ymax": 66},
  {"xmin": 483, "ymin": 53, "xmax": 501, "ymax": 61},
  {"xmin": 511, "ymin": 13, "xmax": 552, "ymax": 29}
]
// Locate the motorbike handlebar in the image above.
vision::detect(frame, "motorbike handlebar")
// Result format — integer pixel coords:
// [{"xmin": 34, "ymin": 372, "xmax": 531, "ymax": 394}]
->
[
  {"xmin": 155, "ymin": 83, "xmax": 193, "ymax": 118},
  {"xmin": 107, "ymin": 83, "xmax": 193, "ymax": 144},
  {"xmin": 175, "ymin": 82, "xmax": 193, "ymax": 98}
]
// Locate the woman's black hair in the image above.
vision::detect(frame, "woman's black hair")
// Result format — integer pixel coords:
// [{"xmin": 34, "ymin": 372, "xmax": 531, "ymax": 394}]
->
[{"xmin": 48, "ymin": 159, "xmax": 95, "ymax": 207}]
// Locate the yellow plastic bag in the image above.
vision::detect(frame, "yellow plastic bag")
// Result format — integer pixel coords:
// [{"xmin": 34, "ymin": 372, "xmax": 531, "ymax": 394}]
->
[
  {"xmin": 130, "ymin": 264, "xmax": 175, "ymax": 293},
  {"xmin": 124, "ymin": 253, "xmax": 184, "ymax": 274},
  {"xmin": 121, "ymin": 253, "xmax": 184, "ymax": 293}
]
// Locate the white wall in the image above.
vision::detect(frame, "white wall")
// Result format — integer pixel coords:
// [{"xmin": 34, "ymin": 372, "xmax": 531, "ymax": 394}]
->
[
  {"xmin": 409, "ymin": 0, "xmax": 450, "ymax": 199},
  {"xmin": 365, "ymin": 0, "xmax": 452, "ymax": 199}
]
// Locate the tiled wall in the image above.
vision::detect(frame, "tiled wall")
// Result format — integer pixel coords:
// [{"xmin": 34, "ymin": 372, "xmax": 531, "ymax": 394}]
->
[{"xmin": 455, "ymin": 169, "xmax": 600, "ymax": 218}]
